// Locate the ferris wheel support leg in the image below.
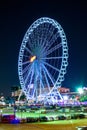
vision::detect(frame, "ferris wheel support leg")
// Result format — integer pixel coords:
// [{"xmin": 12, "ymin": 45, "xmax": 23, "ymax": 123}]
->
[
  {"xmin": 57, "ymin": 90, "xmax": 63, "ymax": 100},
  {"xmin": 18, "ymin": 90, "xmax": 23, "ymax": 101}
]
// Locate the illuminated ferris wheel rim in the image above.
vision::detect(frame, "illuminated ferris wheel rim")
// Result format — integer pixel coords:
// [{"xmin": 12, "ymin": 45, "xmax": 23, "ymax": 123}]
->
[{"xmin": 18, "ymin": 17, "xmax": 68, "ymax": 99}]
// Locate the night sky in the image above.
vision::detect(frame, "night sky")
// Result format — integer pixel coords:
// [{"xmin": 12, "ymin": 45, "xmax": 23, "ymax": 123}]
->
[{"xmin": 0, "ymin": 0, "xmax": 87, "ymax": 96}]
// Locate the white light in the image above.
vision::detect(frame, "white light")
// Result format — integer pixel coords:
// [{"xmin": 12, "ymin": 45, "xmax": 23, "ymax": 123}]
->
[
  {"xmin": 0, "ymin": 110, "xmax": 2, "ymax": 113},
  {"xmin": 77, "ymin": 88, "xmax": 83, "ymax": 94},
  {"xmin": 63, "ymin": 95, "xmax": 68, "ymax": 100},
  {"xmin": 28, "ymin": 84, "xmax": 34, "ymax": 88}
]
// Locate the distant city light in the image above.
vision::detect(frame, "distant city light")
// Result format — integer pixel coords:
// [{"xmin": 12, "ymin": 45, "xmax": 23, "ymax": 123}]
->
[
  {"xmin": 77, "ymin": 88, "xmax": 83, "ymax": 94},
  {"xmin": 83, "ymin": 87, "xmax": 87, "ymax": 90}
]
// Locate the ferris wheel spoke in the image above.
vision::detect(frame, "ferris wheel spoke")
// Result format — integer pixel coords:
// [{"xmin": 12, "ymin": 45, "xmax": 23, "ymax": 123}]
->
[
  {"xmin": 40, "ymin": 38, "xmax": 47, "ymax": 54},
  {"xmin": 40, "ymin": 33, "xmax": 46, "ymax": 47},
  {"xmin": 22, "ymin": 64, "xmax": 31, "ymax": 74},
  {"xmin": 27, "ymin": 68, "xmax": 34, "ymax": 96},
  {"xmin": 45, "ymin": 43, "xmax": 62, "ymax": 56},
  {"xmin": 46, "ymin": 25, "xmax": 55, "ymax": 42},
  {"xmin": 28, "ymin": 37, "xmax": 34, "ymax": 50},
  {"xmin": 28, "ymin": 66, "xmax": 34, "ymax": 87},
  {"xmin": 32, "ymin": 28, "xmax": 40, "ymax": 47},
  {"xmin": 22, "ymin": 60, "xmax": 30, "ymax": 65},
  {"xmin": 40, "ymin": 25, "xmax": 50, "ymax": 46},
  {"xmin": 42, "ymin": 67, "xmax": 50, "ymax": 92},
  {"xmin": 42, "ymin": 64, "xmax": 55, "ymax": 86},
  {"xmin": 43, "ymin": 32, "xmax": 60, "ymax": 52},
  {"xmin": 41, "ymin": 25, "xmax": 55, "ymax": 48},
  {"xmin": 24, "ymin": 63, "xmax": 34, "ymax": 85},
  {"xmin": 39, "ymin": 66, "xmax": 42, "ymax": 95},
  {"xmin": 32, "ymin": 86, "xmax": 36, "ymax": 98},
  {"xmin": 25, "ymin": 46, "xmax": 33, "ymax": 55},
  {"xmin": 34, "ymin": 75, "xmax": 38, "ymax": 100},
  {"xmin": 47, "ymin": 32, "xmax": 60, "ymax": 50},
  {"xmin": 40, "ymin": 70, "xmax": 46, "ymax": 95},
  {"xmin": 39, "ymin": 77, "xmax": 45, "ymax": 94},
  {"xmin": 23, "ymin": 55, "xmax": 29, "ymax": 58},
  {"xmin": 39, "ymin": 67, "xmax": 45, "ymax": 95},
  {"xmin": 37, "ymin": 37, "xmax": 41, "ymax": 47},
  {"xmin": 41, "ymin": 56, "xmax": 63, "ymax": 60},
  {"xmin": 42, "ymin": 61, "xmax": 60, "ymax": 72},
  {"xmin": 29, "ymin": 34, "xmax": 35, "ymax": 46}
]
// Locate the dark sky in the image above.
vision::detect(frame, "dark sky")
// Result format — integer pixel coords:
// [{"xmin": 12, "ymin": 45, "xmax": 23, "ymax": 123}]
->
[{"xmin": 0, "ymin": 0, "xmax": 87, "ymax": 96}]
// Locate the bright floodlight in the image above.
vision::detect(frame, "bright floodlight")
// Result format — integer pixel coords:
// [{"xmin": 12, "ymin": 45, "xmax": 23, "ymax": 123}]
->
[{"xmin": 77, "ymin": 88, "xmax": 83, "ymax": 94}]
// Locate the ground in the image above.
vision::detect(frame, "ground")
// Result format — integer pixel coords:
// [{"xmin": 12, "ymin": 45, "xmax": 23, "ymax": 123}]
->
[
  {"xmin": 0, "ymin": 119, "xmax": 87, "ymax": 130},
  {"xmin": 0, "ymin": 106, "xmax": 87, "ymax": 129}
]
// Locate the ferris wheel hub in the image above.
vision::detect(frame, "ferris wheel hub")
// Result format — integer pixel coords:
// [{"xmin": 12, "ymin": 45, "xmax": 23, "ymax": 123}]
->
[{"xmin": 30, "ymin": 55, "xmax": 36, "ymax": 62}]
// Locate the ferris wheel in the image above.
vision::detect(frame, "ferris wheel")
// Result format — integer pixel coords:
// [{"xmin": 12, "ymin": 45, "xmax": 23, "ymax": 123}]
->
[{"xmin": 18, "ymin": 17, "xmax": 68, "ymax": 101}]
